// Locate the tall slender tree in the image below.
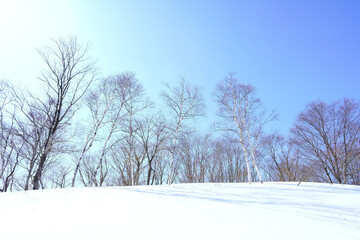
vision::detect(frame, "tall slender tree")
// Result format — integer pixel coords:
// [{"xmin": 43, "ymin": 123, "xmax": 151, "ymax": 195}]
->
[
  {"xmin": 161, "ymin": 79, "xmax": 205, "ymax": 184},
  {"xmin": 215, "ymin": 73, "xmax": 276, "ymax": 184}
]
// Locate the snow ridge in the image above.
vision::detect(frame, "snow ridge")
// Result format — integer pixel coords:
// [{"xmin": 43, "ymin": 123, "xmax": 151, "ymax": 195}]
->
[{"xmin": 0, "ymin": 182, "xmax": 359, "ymax": 240}]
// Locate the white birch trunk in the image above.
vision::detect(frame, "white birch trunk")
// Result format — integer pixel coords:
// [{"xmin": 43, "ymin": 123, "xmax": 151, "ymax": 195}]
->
[
  {"xmin": 72, "ymin": 126, "xmax": 97, "ymax": 187},
  {"xmin": 72, "ymin": 99, "xmax": 112, "ymax": 187},
  {"xmin": 234, "ymin": 113, "xmax": 252, "ymax": 183},
  {"xmin": 243, "ymin": 123, "xmax": 263, "ymax": 183},
  {"xmin": 239, "ymin": 138, "xmax": 252, "ymax": 184},
  {"xmin": 167, "ymin": 123, "xmax": 180, "ymax": 184},
  {"xmin": 92, "ymin": 106, "xmax": 122, "ymax": 186}
]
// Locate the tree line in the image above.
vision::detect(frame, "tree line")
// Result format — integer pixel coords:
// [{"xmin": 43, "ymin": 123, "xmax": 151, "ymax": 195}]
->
[{"xmin": 0, "ymin": 37, "xmax": 359, "ymax": 191}]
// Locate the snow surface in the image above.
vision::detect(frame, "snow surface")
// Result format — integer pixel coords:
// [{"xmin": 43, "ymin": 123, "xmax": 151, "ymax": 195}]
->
[{"xmin": 0, "ymin": 182, "xmax": 359, "ymax": 240}]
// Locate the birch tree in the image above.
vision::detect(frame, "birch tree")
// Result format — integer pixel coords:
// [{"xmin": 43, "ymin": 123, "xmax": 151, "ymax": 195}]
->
[
  {"xmin": 90, "ymin": 73, "xmax": 141, "ymax": 186},
  {"xmin": 161, "ymin": 79, "xmax": 205, "ymax": 184},
  {"xmin": 215, "ymin": 73, "xmax": 276, "ymax": 183},
  {"xmin": 80, "ymin": 73, "xmax": 149, "ymax": 186},
  {"xmin": 72, "ymin": 76, "xmax": 117, "ymax": 187},
  {"xmin": 119, "ymin": 73, "xmax": 151, "ymax": 186}
]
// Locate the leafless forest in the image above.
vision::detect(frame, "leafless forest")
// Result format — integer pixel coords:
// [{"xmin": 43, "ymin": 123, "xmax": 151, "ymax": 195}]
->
[{"xmin": 1, "ymin": 37, "xmax": 359, "ymax": 191}]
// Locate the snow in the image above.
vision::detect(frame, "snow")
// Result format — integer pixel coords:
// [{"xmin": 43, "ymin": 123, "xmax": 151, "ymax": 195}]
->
[{"xmin": 0, "ymin": 182, "xmax": 359, "ymax": 240}]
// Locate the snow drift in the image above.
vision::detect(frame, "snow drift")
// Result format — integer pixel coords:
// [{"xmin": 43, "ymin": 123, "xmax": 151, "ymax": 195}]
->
[{"xmin": 0, "ymin": 182, "xmax": 359, "ymax": 240}]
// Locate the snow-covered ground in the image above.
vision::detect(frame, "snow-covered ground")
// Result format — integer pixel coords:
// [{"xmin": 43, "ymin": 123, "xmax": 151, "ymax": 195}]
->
[{"xmin": 0, "ymin": 182, "xmax": 359, "ymax": 240}]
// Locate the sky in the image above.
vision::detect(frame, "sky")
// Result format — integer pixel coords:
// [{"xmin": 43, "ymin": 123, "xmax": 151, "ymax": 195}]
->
[{"xmin": 0, "ymin": 0, "xmax": 359, "ymax": 134}]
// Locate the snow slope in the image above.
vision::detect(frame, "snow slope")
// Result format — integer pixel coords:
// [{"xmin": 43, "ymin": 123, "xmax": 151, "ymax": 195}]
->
[{"xmin": 0, "ymin": 182, "xmax": 359, "ymax": 240}]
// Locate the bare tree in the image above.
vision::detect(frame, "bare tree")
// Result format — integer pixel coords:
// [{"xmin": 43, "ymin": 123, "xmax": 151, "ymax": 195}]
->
[
  {"xmin": 206, "ymin": 137, "xmax": 248, "ymax": 183},
  {"xmin": 72, "ymin": 76, "xmax": 121, "ymax": 187},
  {"xmin": 12, "ymin": 36, "xmax": 96, "ymax": 190},
  {"xmin": 89, "ymin": 74, "xmax": 136, "ymax": 186},
  {"xmin": 178, "ymin": 132, "xmax": 212, "ymax": 183},
  {"xmin": 262, "ymin": 133, "xmax": 287, "ymax": 181},
  {"xmin": 92, "ymin": 73, "xmax": 150, "ymax": 186},
  {"xmin": 50, "ymin": 165, "xmax": 72, "ymax": 188},
  {"xmin": 117, "ymin": 73, "xmax": 151, "ymax": 186},
  {"xmin": 206, "ymin": 140, "xmax": 226, "ymax": 183},
  {"xmin": 262, "ymin": 133, "xmax": 314, "ymax": 183},
  {"xmin": 291, "ymin": 99, "xmax": 360, "ymax": 184},
  {"xmin": 13, "ymin": 101, "xmax": 47, "ymax": 190},
  {"xmin": 161, "ymin": 79, "xmax": 205, "ymax": 184},
  {"xmin": 151, "ymin": 151, "xmax": 168, "ymax": 185},
  {"xmin": 215, "ymin": 73, "xmax": 276, "ymax": 184},
  {"xmin": 78, "ymin": 154, "xmax": 111, "ymax": 187},
  {"xmin": 10, "ymin": 85, "xmax": 59, "ymax": 190},
  {"xmin": 135, "ymin": 114, "xmax": 168, "ymax": 185},
  {"xmin": 0, "ymin": 81, "xmax": 22, "ymax": 192}
]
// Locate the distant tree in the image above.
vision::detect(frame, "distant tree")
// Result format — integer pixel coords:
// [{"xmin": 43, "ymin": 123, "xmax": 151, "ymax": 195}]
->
[
  {"xmin": 79, "ymin": 154, "xmax": 111, "ymax": 187},
  {"xmin": 161, "ymin": 79, "xmax": 205, "ymax": 184},
  {"xmin": 177, "ymin": 132, "xmax": 212, "ymax": 183},
  {"xmin": 0, "ymin": 81, "xmax": 21, "ymax": 192},
  {"xmin": 206, "ymin": 137, "xmax": 248, "ymax": 183},
  {"xmin": 206, "ymin": 140, "xmax": 227, "ymax": 183},
  {"xmin": 262, "ymin": 133, "xmax": 287, "ymax": 181},
  {"xmin": 135, "ymin": 114, "xmax": 168, "ymax": 185},
  {"xmin": 291, "ymin": 99, "xmax": 360, "ymax": 184},
  {"xmin": 50, "ymin": 165, "xmax": 72, "ymax": 188},
  {"xmin": 262, "ymin": 133, "xmax": 314, "ymax": 183},
  {"xmin": 151, "ymin": 151, "xmax": 168, "ymax": 185},
  {"xmin": 215, "ymin": 73, "xmax": 276, "ymax": 184}
]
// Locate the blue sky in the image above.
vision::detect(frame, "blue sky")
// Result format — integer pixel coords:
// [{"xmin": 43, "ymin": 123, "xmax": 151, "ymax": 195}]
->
[{"xmin": 0, "ymin": 0, "xmax": 359, "ymax": 134}]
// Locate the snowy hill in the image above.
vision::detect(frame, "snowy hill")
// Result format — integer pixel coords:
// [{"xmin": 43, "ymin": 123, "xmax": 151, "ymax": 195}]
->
[{"xmin": 0, "ymin": 183, "xmax": 359, "ymax": 240}]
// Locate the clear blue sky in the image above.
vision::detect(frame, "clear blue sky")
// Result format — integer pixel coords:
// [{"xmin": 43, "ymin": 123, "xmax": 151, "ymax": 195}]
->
[{"xmin": 0, "ymin": 0, "xmax": 359, "ymax": 134}]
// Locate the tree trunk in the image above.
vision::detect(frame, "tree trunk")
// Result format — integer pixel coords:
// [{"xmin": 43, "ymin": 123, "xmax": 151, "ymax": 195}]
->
[{"xmin": 32, "ymin": 154, "xmax": 47, "ymax": 190}]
